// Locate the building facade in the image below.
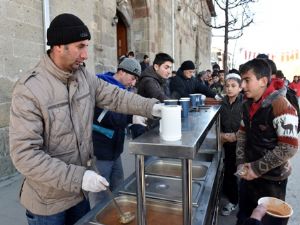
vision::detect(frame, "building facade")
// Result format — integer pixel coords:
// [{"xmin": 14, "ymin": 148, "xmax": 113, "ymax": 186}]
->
[{"xmin": 0, "ymin": 0, "xmax": 215, "ymax": 178}]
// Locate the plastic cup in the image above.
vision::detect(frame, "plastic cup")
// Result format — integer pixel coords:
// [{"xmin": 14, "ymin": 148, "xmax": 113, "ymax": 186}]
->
[
  {"xmin": 199, "ymin": 94, "xmax": 206, "ymax": 106},
  {"xmin": 258, "ymin": 197, "xmax": 293, "ymax": 225},
  {"xmin": 195, "ymin": 94, "xmax": 202, "ymax": 107},
  {"xmin": 179, "ymin": 98, "xmax": 190, "ymax": 118},
  {"xmin": 189, "ymin": 94, "xmax": 198, "ymax": 108}
]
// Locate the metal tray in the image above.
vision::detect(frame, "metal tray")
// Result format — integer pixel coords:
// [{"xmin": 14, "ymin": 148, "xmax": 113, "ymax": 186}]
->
[
  {"xmin": 194, "ymin": 152, "xmax": 215, "ymax": 162},
  {"xmin": 93, "ymin": 195, "xmax": 183, "ymax": 225},
  {"xmin": 145, "ymin": 158, "xmax": 211, "ymax": 181},
  {"xmin": 119, "ymin": 175, "xmax": 203, "ymax": 207}
]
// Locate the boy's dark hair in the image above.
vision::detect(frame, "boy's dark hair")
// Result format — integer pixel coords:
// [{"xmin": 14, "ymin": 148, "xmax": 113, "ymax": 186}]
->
[
  {"xmin": 212, "ymin": 63, "xmax": 220, "ymax": 71},
  {"xmin": 143, "ymin": 54, "xmax": 149, "ymax": 60},
  {"xmin": 228, "ymin": 68, "xmax": 240, "ymax": 75},
  {"xmin": 212, "ymin": 70, "xmax": 219, "ymax": 78},
  {"xmin": 275, "ymin": 70, "xmax": 284, "ymax": 79},
  {"xmin": 153, "ymin": 53, "xmax": 174, "ymax": 66},
  {"xmin": 256, "ymin": 53, "xmax": 269, "ymax": 59},
  {"xmin": 265, "ymin": 59, "xmax": 277, "ymax": 75},
  {"xmin": 127, "ymin": 51, "xmax": 135, "ymax": 57},
  {"xmin": 239, "ymin": 58, "xmax": 271, "ymax": 83}
]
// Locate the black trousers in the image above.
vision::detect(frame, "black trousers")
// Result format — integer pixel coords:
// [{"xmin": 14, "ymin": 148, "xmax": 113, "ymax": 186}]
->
[
  {"xmin": 222, "ymin": 142, "xmax": 239, "ymax": 205},
  {"xmin": 236, "ymin": 177, "xmax": 287, "ymax": 225}
]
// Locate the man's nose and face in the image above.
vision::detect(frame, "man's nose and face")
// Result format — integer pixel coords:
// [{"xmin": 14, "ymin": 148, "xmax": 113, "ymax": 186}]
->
[
  {"xmin": 154, "ymin": 61, "xmax": 173, "ymax": 79},
  {"xmin": 122, "ymin": 73, "xmax": 138, "ymax": 88},
  {"xmin": 59, "ymin": 40, "xmax": 89, "ymax": 72},
  {"xmin": 183, "ymin": 69, "xmax": 195, "ymax": 79}
]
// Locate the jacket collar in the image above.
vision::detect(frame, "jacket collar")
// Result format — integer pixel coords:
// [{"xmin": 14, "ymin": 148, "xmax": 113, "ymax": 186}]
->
[
  {"xmin": 43, "ymin": 52, "xmax": 75, "ymax": 84},
  {"xmin": 177, "ymin": 69, "xmax": 190, "ymax": 80},
  {"xmin": 223, "ymin": 94, "xmax": 243, "ymax": 106},
  {"xmin": 140, "ymin": 66, "xmax": 165, "ymax": 84}
]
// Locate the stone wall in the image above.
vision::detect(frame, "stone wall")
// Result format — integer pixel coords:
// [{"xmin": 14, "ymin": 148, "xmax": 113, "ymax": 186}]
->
[
  {"xmin": 0, "ymin": 0, "xmax": 45, "ymax": 178},
  {"xmin": 0, "ymin": 0, "xmax": 213, "ymax": 179}
]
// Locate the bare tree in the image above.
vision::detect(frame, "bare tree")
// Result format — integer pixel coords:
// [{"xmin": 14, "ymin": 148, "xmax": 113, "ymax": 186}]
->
[{"xmin": 200, "ymin": 0, "xmax": 256, "ymax": 72}]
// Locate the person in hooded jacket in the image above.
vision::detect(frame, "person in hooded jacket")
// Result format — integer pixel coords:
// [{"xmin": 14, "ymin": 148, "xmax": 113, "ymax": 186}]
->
[
  {"xmin": 169, "ymin": 60, "xmax": 217, "ymax": 99},
  {"xmin": 130, "ymin": 53, "xmax": 174, "ymax": 139},
  {"xmin": 89, "ymin": 58, "xmax": 141, "ymax": 207},
  {"xmin": 137, "ymin": 52, "xmax": 174, "ymax": 102}
]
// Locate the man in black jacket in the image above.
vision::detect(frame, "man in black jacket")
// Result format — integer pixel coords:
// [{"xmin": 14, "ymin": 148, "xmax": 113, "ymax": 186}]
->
[{"xmin": 169, "ymin": 60, "xmax": 217, "ymax": 99}]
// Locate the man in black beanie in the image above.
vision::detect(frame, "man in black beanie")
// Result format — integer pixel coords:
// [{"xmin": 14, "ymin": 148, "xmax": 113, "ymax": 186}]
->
[
  {"xmin": 46, "ymin": 13, "xmax": 92, "ymax": 72},
  {"xmin": 9, "ymin": 13, "xmax": 161, "ymax": 225},
  {"xmin": 170, "ymin": 60, "xmax": 218, "ymax": 99}
]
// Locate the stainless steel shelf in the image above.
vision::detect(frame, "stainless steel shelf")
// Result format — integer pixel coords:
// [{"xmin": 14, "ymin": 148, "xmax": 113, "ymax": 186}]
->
[{"xmin": 129, "ymin": 105, "xmax": 221, "ymax": 159}]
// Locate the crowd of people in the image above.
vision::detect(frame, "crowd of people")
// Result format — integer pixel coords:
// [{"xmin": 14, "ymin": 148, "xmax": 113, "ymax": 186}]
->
[{"xmin": 8, "ymin": 13, "xmax": 299, "ymax": 225}]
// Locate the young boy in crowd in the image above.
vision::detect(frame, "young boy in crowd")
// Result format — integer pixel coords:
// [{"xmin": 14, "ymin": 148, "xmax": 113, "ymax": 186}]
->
[
  {"xmin": 210, "ymin": 70, "xmax": 223, "ymax": 95},
  {"xmin": 220, "ymin": 73, "xmax": 243, "ymax": 216},
  {"xmin": 235, "ymin": 58, "xmax": 298, "ymax": 225}
]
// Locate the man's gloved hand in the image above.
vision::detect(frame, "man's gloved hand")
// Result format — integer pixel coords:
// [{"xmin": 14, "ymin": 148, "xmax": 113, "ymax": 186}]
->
[
  {"xmin": 133, "ymin": 115, "xmax": 147, "ymax": 126},
  {"xmin": 151, "ymin": 103, "xmax": 163, "ymax": 118},
  {"xmin": 82, "ymin": 170, "xmax": 109, "ymax": 192}
]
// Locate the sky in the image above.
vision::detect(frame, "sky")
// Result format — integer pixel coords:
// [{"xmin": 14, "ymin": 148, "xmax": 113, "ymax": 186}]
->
[{"xmin": 212, "ymin": 0, "xmax": 300, "ymax": 80}]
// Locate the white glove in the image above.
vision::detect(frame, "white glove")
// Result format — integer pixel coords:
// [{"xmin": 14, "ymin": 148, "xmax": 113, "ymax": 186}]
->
[
  {"xmin": 133, "ymin": 115, "xmax": 147, "ymax": 126},
  {"xmin": 151, "ymin": 103, "xmax": 162, "ymax": 117},
  {"xmin": 82, "ymin": 170, "xmax": 109, "ymax": 192}
]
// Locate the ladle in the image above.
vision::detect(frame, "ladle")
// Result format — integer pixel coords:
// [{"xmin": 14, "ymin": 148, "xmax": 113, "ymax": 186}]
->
[
  {"xmin": 89, "ymin": 159, "xmax": 135, "ymax": 224},
  {"xmin": 105, "ymin": 187, "xmax": 135, "ymax": 224}
]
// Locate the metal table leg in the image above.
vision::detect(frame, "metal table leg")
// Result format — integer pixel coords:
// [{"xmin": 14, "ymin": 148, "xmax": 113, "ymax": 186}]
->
[
  {"xmin": 182, "ymin": 158, "xmax": 192, "ymax": 225},
  {"xmin": 136, "ymin": 155, "xmax": 147, "ymax": 225}
]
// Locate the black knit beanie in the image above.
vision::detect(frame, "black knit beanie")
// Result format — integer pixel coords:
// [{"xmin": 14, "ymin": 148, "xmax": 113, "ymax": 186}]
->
[
  {"xmin": 47, "ymin": 13, "xmax": 91, "ymax": 46},
  {"xmin": 180, "ymin": 60, "xmax": 195, "ymax": 71}
]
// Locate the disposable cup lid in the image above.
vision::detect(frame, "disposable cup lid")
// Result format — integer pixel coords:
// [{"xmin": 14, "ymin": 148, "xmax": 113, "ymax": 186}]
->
[{"xmin": 164, "ymin": 99, "xmax": 178, "ymax": 102}]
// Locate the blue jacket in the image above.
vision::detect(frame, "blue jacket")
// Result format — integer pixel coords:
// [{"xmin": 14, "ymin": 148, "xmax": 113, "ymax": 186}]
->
[{"xmin": 93, "ymin": 72, "xmax": 131, "ymax": 160}]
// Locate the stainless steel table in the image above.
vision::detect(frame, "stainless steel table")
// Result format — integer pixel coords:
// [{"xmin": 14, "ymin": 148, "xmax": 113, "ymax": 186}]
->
[{"xmin": 129, "ymin": 105, "xmax": 221, "ymax": 225}]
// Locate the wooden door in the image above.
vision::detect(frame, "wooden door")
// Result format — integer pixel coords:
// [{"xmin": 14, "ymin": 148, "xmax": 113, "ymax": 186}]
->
[{"xmin": 117, "ymin": 17, "xmax": 128, "ymax": 58}]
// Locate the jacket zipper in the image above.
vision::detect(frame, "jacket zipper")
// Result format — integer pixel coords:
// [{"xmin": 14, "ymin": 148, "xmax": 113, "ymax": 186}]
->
[{"xmin": 67, "ymin": 80, "xmax": 83, "ymax": 166}]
